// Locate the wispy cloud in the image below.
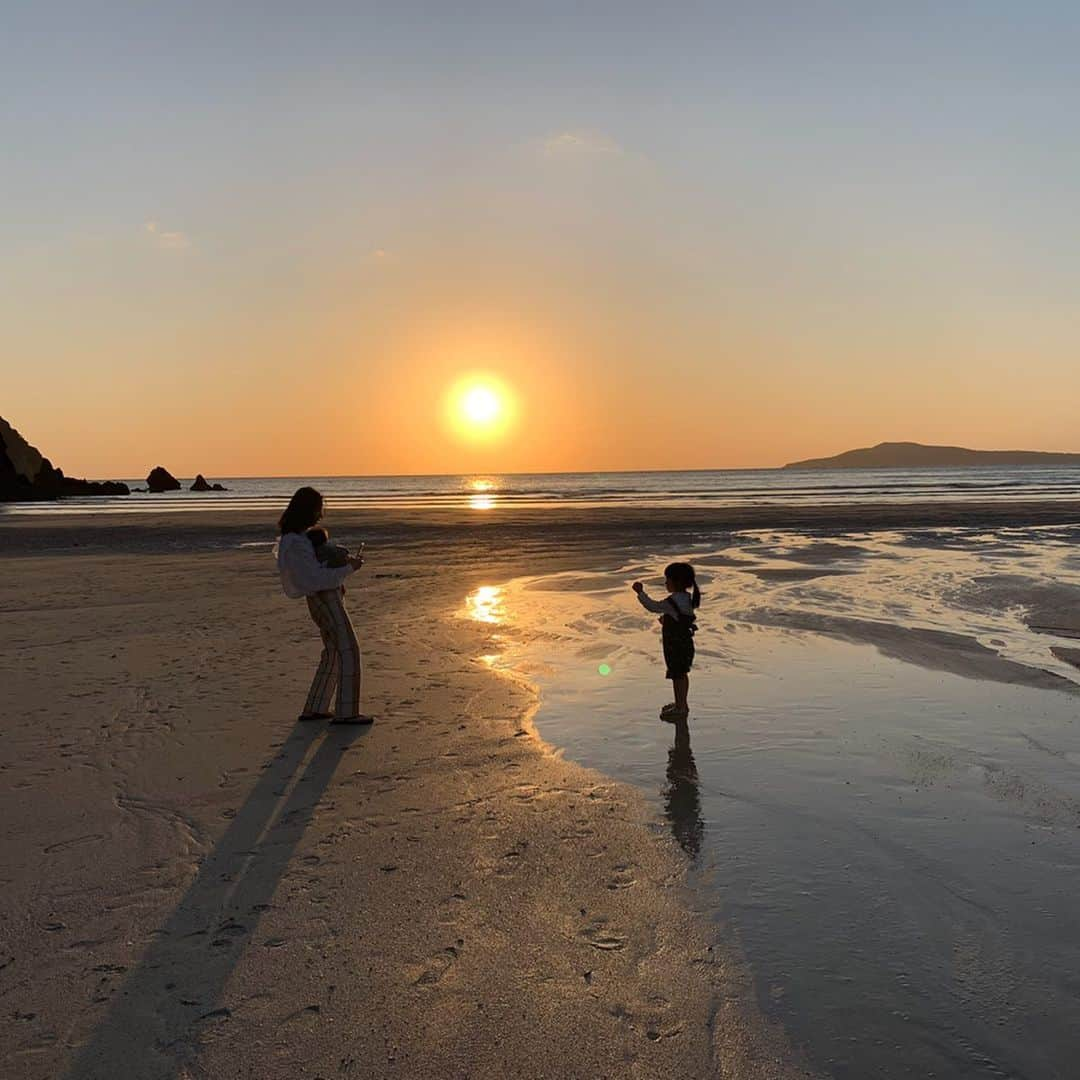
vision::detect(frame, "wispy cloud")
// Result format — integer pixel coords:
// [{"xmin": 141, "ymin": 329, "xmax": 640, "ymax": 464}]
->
[
  {"xmin": 540, "ymin": 130, "xmax": 624, "ymax": 159},
  {"xmin": 143, "ymin": 220, "xmax": 191, "ymax": 250}
]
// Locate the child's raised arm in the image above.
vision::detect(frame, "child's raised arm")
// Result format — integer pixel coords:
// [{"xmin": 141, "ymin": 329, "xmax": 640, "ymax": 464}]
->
[{"xmin": 632, "ymin": 581, "xmax": 668, "ymax": 614}]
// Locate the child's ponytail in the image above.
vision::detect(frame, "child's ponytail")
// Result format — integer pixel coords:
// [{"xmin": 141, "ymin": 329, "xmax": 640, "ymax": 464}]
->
[{"xmin": 691, "ymin": 577, "xmax": 701, "ymax": 609}]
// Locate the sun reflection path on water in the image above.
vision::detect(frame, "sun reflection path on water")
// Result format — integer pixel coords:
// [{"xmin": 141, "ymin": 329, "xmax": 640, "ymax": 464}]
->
[{"xmin": 466, "ymin": 478, "xmax": 498, "ymax": 511}]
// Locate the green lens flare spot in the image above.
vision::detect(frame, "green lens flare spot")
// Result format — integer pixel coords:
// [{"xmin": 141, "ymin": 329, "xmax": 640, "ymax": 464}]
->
[{"xmin": 597, "ymin": 663, "xmax": 612, "ymax": 676}]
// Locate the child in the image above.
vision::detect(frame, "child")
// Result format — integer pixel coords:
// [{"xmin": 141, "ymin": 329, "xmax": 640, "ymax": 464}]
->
[
  {"xmin": 632, "ymin": 562, "xmax": 701, "ymax": 720},
  {"xmin": 306, "ymin": 526, "xmax": 351, "ymax": 569}
]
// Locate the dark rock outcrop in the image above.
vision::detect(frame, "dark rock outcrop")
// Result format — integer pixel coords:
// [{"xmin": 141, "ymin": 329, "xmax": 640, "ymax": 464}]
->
[
  {"xmin": 1, "ymin": 417, "xmax": 130, "ymax": 502},
  {"xmin": 147, "ymin": 466, "xmax": 182, "ymax": 493},
  {"xmin": 191, "ymin": 474, "xmax": 227, "ymax": 492}
]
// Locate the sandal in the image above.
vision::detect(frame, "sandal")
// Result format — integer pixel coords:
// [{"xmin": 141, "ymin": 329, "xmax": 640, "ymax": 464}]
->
[
  {"xmin": 298, "ymin": 712, "xmax": 334, "ymax": 722},
  {"xmin": 330, "ymin": 714, "xmax": 376, "ymax": 726}
]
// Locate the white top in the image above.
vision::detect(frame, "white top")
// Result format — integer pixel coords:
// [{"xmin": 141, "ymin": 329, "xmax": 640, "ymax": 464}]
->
[
  {"xmin": 275, "ymin": 531, "xmax": 355, "ymax": 599},
  {"xmin": 636, "ymin": 589, "xmax": 693, "ymax": 617}
]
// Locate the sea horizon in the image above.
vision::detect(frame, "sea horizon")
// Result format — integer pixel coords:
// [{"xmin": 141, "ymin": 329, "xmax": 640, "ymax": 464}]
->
[{"xmin": 6, "ymin": 463, "xmax": 1080, "ymax": 517}]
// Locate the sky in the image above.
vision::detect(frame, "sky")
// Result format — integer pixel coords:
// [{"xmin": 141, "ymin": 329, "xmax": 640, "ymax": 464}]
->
[{"xmin": 3, "ymin": 2, "xmax": 1079, "ymax": 478}]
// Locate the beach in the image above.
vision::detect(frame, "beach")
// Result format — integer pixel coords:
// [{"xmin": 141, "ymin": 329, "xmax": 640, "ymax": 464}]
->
[
  {"xmin": 3, "ymin": 498, "xmax": 1080, "ymax": 1078},
  {"xmin": 1, "ymin": 509, "xmax": 816, "ymax": 1080},
  {"xmin": 9, "ymin": 2, "xmax": 1080, "ymax": 1072}
]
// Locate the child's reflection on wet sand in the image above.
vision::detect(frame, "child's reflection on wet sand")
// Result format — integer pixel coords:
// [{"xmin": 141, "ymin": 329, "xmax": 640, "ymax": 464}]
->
[{"xmin": 664, "ymin": 718, "xmax": 704, "ymax": 860}]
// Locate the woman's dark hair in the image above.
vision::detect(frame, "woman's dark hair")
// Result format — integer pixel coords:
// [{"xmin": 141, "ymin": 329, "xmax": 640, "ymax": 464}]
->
[
  {"xmin": 664, "ymin": 562, "xmax": 701, "ymax": 608},
  {"xmin": 278, "ymin": 486, "xmax": 324, "ymax": 534}
]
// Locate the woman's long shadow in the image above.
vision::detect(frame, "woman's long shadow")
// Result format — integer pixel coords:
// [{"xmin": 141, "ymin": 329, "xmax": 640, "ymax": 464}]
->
[{"xmin": 65, "ymin": 721, "xmax": 367, "ymax": 1080}]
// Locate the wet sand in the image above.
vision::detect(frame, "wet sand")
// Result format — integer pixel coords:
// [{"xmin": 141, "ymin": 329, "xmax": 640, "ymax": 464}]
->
[
  {"xmin": 481, "ymin": 524, "xmax": 1080, "ymax": 1078},
  {"xmin": 4, "ymin": 496, "xmax": 1080, "ymax": 555},
  {"xmin": 0, "ymin": 520, "xmax": 812, "ymax": 1080},
  {"xmin": 3, "ymin": 502, "xmax": 1078, "ymax": 1078}
]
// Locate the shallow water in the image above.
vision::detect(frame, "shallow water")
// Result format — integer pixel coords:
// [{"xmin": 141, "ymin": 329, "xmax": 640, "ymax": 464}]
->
[{"xmin": 464, "ymin": 526, "xmax": 1080, "ymax": 1079}]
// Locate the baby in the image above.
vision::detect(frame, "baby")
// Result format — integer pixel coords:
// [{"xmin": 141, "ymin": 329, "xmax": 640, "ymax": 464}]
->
[{"xmin": 306, "ymin": 526, "xmax": 352, "ymax": 568}]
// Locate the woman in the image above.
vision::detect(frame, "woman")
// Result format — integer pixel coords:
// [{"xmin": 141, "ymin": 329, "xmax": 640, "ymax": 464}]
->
[{"xmin": 275, "ymin": 486, "xmax": 372, "ymax": 724}]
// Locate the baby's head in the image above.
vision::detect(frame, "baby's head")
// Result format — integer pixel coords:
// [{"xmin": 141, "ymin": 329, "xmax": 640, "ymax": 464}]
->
[{"xmin": 307, "ymin": 526, "xmax": 350, "ymax": 568}]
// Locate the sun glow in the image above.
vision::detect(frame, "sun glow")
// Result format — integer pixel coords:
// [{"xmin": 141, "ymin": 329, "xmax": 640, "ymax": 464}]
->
[
  {"xmin": 446, "ymin": 375, "xmax": 515, "ymax": 442},
  {"xmin": 463, "ymin": 386, "xmax": 500, "ymax": 423}
]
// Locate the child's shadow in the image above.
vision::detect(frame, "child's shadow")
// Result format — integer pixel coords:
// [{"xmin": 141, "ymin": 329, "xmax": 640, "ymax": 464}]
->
[
  {"xmin": 64, "ymin": 720, "xmax": 368, "ymax": 1080},
  {"xmin": 663, "ymin": 719, "xmax": 705, "ymax": 860}
]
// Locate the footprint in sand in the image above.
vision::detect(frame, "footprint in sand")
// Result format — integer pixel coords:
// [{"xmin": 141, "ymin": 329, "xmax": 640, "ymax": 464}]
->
[
  {"xmin": 559, "ymin": 825, "xmax": 596, "ymax": 841},
  {"xmin": 434, "ymin": 891, "xmax": 468, "ymax": 926},
  {"xmin": 491, "ymin": 845, "xmax": 527, "ymax": 877},
  {"xmin": 412, "ymin": 944, "xmax": 461, "ymax": 987},
  {"xmin": 608, "ymin": 996, "xmax": 685, "ymax": 1042},
  {"xmin": 606, "ymin": 865, "xmax": 638, "ymax": 890},
  {"xmin": 279, "ymin": 1004, "xmax": 322, "ymax": 1027},
  {"xmin": 579, "ymin": 918, "xmax": 627, "ymax": 951}
]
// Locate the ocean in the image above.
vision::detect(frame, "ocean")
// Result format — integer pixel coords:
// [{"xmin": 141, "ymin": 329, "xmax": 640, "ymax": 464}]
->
[{"xmin": 4, "ymin": 465, "xmax": 1080, "ymax": 515}]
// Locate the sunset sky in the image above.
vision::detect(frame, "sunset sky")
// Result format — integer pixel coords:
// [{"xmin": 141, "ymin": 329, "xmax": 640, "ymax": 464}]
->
[{"xmin": 3, "ymin": 4, "xmax": 1079, "ymax": 478}]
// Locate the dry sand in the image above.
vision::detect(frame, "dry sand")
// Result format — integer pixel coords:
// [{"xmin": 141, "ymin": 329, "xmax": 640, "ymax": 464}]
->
[{"xmin": 0, "ymin": 518, "xmax": 814, "ymax": 1080}]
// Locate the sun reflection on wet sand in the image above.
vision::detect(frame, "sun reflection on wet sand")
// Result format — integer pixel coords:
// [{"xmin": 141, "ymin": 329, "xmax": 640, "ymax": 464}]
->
[
  {"xmin": 464, "ymin": 584, "xmax": 505, "ymax": 624},
  {"xmin": 469, "ymin": 493, "xmax": 496, "ymax": 510}
]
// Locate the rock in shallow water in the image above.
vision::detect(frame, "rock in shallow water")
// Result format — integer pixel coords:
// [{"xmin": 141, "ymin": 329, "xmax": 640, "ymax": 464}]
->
[
  {"xmin": 191, "ymin": 473, "xmax": 228, "ymax": 492},
  {"xmin": 147, "ymin": 466, "xmax": 181, "ymax": 493}
]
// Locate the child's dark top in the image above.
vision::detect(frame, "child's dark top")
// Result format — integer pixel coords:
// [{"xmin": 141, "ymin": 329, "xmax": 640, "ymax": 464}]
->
[{"xmin": 636, "ymin": 589, "xmax": 696, "ymax": 680}]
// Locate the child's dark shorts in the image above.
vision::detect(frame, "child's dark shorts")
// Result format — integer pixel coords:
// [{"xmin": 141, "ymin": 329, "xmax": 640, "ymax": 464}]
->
[{"xmin": 662, "ymin": 634, "xmax": 695, "ymax": 680}]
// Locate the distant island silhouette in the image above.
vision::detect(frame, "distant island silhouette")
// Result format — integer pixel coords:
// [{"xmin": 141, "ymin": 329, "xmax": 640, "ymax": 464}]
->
[{"xmin": 784, "ymin": 441, "xmax": 1080, "ymax": 470}]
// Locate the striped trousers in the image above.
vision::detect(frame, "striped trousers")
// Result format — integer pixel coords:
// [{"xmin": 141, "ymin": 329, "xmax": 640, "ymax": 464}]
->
[{"xmin": 303, "ymin": 589, "xmax": 362, "ymax": 718}]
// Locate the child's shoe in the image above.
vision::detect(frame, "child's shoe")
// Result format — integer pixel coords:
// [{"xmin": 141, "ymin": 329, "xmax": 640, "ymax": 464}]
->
[{"xmin": 660, "ymin": 703, "xmax": 689, "ymax": 721}]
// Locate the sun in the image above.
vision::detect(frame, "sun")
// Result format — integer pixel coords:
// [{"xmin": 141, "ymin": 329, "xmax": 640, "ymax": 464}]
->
[
  {"xmin": 446, "ymin": 375, "xmax": 515, "ymax": 442},
  {"xmin": 462, "ymin": 386, "xmax": 501, "ymax": 425}
]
